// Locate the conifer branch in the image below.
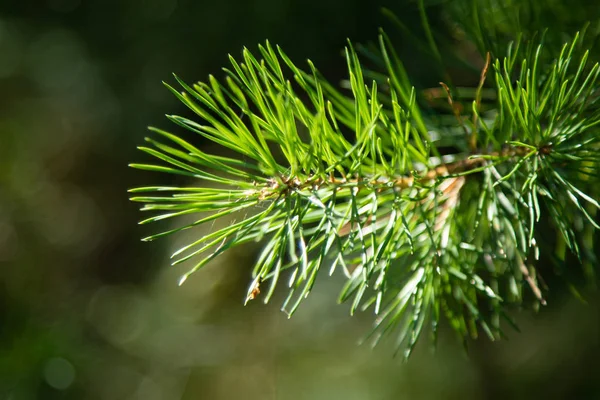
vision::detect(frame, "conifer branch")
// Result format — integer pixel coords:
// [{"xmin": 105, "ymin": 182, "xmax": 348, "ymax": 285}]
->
[{"xmin": 129, "ymin": 20, "xmax": 600, "ymax": 357}]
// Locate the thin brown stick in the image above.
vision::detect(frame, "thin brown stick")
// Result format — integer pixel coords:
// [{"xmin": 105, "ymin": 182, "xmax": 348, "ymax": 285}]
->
[
  {"xmin": 391, "ymin": 156, "xmax": 483, "ymax": 189},
  {"xmin": 519, "ymin": 260, "xmax": 547, "ymax": 305},
  {"xmin": 440, "ymin": 82, "xmax": 470, "ymax": 141}
]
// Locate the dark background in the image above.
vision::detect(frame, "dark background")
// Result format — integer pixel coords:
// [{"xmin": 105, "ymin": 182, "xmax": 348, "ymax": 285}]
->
[{"xmin": 0, "ymin": 0, "xmax": 599, "ymax": 399}]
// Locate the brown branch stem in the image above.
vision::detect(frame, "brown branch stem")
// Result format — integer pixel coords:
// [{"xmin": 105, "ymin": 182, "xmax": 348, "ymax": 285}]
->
[{"xmin": 257, "ymin": 143, "xmax": 540, "ymax": 202}]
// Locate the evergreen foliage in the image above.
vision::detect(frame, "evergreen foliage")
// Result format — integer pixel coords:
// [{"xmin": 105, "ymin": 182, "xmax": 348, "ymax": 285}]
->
[{"xmin": 130, "ymin": 1, "xmax": 600, "ymax": 357}]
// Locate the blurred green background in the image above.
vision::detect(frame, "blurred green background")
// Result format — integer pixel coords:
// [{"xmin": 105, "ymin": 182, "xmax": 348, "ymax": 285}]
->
[{"xmin": 0, "ymin": 0, "xmax": 599, "ymax": 399}]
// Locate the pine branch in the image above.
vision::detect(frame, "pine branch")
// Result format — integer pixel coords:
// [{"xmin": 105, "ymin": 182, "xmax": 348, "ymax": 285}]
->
[{"xmin": 129, "ymin": 23, "xmax": 600, "ymax": 357}]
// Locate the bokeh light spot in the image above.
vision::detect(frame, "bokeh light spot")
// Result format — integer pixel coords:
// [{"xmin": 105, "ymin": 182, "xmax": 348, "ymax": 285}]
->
[
  {"xmin": 43, "ymin": 357, "xmax": 76, "ymax": 390},
  {"xmin": 26, "ymin": 29, "xmax": 89, "ymax": 92}
]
